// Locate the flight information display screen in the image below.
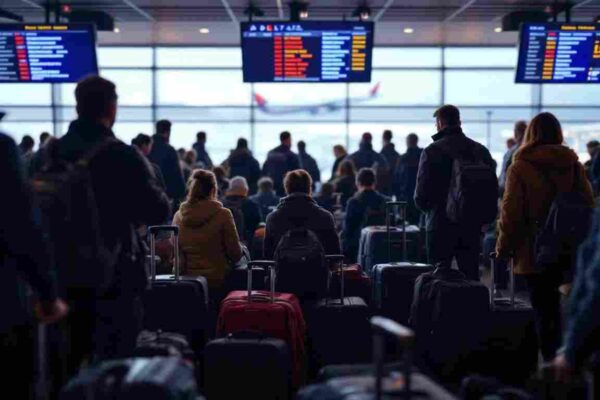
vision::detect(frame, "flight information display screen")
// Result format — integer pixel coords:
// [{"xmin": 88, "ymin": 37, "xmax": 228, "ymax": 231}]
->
[
  {"xmin": 241, "ymin": 21, "xmax": 374, "ymax": 82},
  {"xmin": 516, "ymin": 23, "xmax": 600, "ymax": 83},
  {"xmin": 0, "ymin": 24, "xmax": 98, "ymax": 83}
]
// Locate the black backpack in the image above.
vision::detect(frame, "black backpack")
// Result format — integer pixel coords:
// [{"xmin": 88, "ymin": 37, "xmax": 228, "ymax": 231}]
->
[
  {"xmin": 532, "ymin": 165, "xmax": 593, "ymax": 268},
  {"xmin": 446, "ymin": 147, "xmax": 499, "ymax": 226},
  {"xmin": 273, "ymin": 227, "xmax": 326, "ymax": 300},
  {"xmin": 222, "ymin": 197, "xmax": 246, "ymax": 242},
  {"xmin": 31, "ymin": 139, "xmax": 123, "ymax": 296}
]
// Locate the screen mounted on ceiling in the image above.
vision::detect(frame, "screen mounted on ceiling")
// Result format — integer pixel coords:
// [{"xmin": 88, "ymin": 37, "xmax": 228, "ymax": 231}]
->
[{"xmin": 241, "ymin": 21, "xmax": 374, "ymax": 83}]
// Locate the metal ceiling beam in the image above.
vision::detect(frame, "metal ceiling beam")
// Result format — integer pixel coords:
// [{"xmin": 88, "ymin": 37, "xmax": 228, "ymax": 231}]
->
[
  {"xmin": 20, "ymin": 0, "xmax": 43, "ymax": 9},
  {"xmin": 219, "ymin": 0, "xmax": 239, "ymax": 26},
  {"xmin": 276, "ymin": 0, "xmax": 284, "ymax": 19},
  {"xmin": 122, "ymin": 0, "xmax": 155, "ymax": 22},
  {"xmin": 374, "ymin": 0, "xmax": 395, "ymax": 22},
  {"xmin": 444, "ymin": 0, "xmax": 477, "ymax": 22}
]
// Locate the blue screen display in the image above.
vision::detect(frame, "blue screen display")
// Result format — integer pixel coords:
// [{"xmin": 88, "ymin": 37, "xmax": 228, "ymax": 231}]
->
[
  {"xmin": 516, "ymin": 23, "xmax": 600, "ymax": 83},
  {"xmin": 241, "ymin": 21, "xmax": 374, "ymax": 83},
  {"xmin": 0, "ymin": 24, "xmax": 98, "ymax": 83}
]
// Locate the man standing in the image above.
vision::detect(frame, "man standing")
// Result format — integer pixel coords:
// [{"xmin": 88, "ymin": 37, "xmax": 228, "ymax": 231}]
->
[
  {"xmin": 262, "ymin": 131, "xmax": 301, "ymax": 196},
  {"xmin": 348, "ymin": 132, "xmax": 388, "ymax": 171},
  {"xmin": 149, "ymin": 120, "xmax": 186, "ymax": 205},
  {"xmin": 395, "ymin": 133, "xmax": 423, "ymax": 225},
  {"xmin": 297, "ymin": 140, "xmax": 321, "ymax": 191},
  {"xmin": 414, "ymin": 105, "xmax": 497, "ymax": 280},
  {"xmin": 193, "ymin": 131, "xmax": 213, "ymax": 169},
  {"xmin": 380, "ymin": 129, "xmax": 400, "ymax": 195},
  {"xmin": 499, "ymin": 120, "xmax": 527, "ymax": 194}
]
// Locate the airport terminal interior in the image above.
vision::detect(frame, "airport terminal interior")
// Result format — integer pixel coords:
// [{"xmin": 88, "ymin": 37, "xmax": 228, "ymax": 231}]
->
[{"xmin": 0, "ymin": 1, "xmax": 599, "ymax": 399}]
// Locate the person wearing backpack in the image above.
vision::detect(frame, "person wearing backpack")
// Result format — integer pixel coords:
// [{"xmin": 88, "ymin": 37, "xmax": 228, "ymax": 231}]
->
[
  {"xmin": 497, "ymin": 112, "xmax": 594, "ymax": 362},
  {"xmin": 262, "ymin": 131, "xmax": 301, "ymax": 196},
  {"xmin": 415, "ymin": 105, "xmax": 498, "ymax": 281},
  {"xmin": 222, "ymin": 176, "xmax": 261, "ymax": 245},
  {"xmin": 342, "ymin": 168, "xmax": 389, "ymax": 263},
  {"xmin": 221, "ymin": 138, "xmax": 261, "ymax": 195},
  {"xmin": 47, "ymin": 76, "xmax": 171, "ymax": 370}
]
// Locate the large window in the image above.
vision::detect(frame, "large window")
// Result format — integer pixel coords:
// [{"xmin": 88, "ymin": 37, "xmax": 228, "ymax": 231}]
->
[{"xmin": 1, "ymin": 46, "xmax": 597, "ymax": 180}]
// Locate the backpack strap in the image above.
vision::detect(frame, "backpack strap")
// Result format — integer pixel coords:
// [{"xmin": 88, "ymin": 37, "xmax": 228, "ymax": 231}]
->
[{"xmin": 77, "ymin": 138, "xmax": 119, "ymax": 168}]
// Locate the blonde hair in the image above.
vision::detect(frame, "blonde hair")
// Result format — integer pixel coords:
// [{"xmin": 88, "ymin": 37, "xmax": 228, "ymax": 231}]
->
[{"xmin": 187, "ymin": 169, "xmax": 217, "ymax": 202}]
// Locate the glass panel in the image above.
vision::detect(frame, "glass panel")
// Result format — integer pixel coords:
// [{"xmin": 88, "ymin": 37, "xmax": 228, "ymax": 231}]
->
[
  {"xmin": 157, "ymin": 70, "xmax": 250, "ymax": 106},
  {"xmin": 541, "ymin": 84, "xmax": 600, "ymax": 106},
  {"xmin": 0, "ymin": 107, "xmax": 53, "ymax": 121},
  {"xmin": 98, "ymin": 47, "xmax": 153, "ymax": 67},
  {"xmin": 373, "ymin": 47, "xmax": 442, "ymax": 67},
  {"xmin": 112, "ymin": 122, "xmax": 155, "ymax": 146},
  {"xmin": 156, "ymin": 48, "xmax": 242, "ymax": 67},
  {"xmin": 445, "ymin": 47, "xmax": 518, "ymax": 68},
  {"xmin": 445, "ymin": 70, "xmax": 531, "ymax": 106},
  {"xmin": 0, "ymin": 122, "xmax": 54, "ymax": 144},
  {"xmin": 561, "ymin": 122, "xmax": 600, "ymax": 161},
  {"xmin": 349, "ymin": 123, "xmax": 434, "ymax": 155},
  {"xmin": 156, "ymin": 106, "xmax": 250, "ymax": 122},
  {"xmin": 350, "ymin": 70, "xmax": 441, "ymax": 105},
  {"xmin": 0, "ymin": 83, "xmax": 52, "ymax": 105}
]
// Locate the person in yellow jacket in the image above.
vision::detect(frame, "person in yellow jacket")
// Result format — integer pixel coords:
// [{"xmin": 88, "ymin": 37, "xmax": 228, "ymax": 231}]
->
[{"xmin": 172, "ymin": 169, "xmax": 243, "ymax": 291}]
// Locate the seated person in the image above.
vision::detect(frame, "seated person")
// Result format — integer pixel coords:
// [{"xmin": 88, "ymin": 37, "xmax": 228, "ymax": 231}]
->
[
  {"xmin": 314, "ymin": 181, "xmax": 336, "ymax": 214},
  {"xmin": 222, "ymin": 176, "xmax": 261, "ymax": 244},
  {"xmin": 341, "ymin": 168, "xmax": 389, "ymax": 263},
  {"xmin": 172, "ymin": 169, "xmax": 242, "ymax": 290},
  {"xmin": 264, "ymin": 169, "xmax": 341, "ymax": 259},
  {"xmin": 250, "ymin": 177, "xmax": 280, "ymax": 222}
]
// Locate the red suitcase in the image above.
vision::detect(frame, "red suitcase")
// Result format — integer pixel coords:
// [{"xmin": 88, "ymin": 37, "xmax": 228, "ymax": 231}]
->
[{"xmin": 216, "ymin": 260, "xmax": 306, "ymax": 387}]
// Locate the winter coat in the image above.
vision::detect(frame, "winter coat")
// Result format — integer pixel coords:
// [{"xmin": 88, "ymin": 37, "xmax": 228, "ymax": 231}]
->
[
  {"xmin": 347, "ymin": 142, "xmax": 388, "ymax": 171},
  {"xmin": 222, "ymin": 148, "xmax": 261, "ymax": 194},
  {"xmin": 262, "ymin": 144, "xmax": 301, "ymax": 196},
  {"xmin": 149, "ymin": 134, "xmax": 186, "ymax": 202},
  {"xmin": 394, "ymin": 146, "xmax": 423, "ymax": 201},
  {"xmin": 299, "ymin": 150, "xmax": 321, "ymax": 188},
  {"xmin": 192, "ymin": 142, "xmax": 213, "ymax": 170}
]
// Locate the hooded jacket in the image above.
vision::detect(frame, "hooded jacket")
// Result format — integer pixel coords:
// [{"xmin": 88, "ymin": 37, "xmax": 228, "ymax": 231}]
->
[
  {"xmin": 173, "ymin": 199, "xmax": 242, "ymax": 289},
  {"xmin": 222, "ymin": 148, "xmax": 261, "ymax": 194},
  {"xmin": 497, "ymin": 144, "xmax": 594, "ymax": 274}
]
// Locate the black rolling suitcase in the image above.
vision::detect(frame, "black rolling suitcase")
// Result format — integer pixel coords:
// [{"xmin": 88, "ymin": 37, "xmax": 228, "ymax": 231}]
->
[
  {"xmin": 372, "ymin": 201, "xmax": 434, "ymax": 325},
  {"xmin": 298, "ymin": 316, "xmax": 457, "ymax": 400},
  {"xmin": 204, "ymin": 332, "xmax": 292, "ymax": 400},
  {"xmin": 477, "ymin": 253, "xmax": 538, "ymax": 385},
  {"xmin": 142, "ymin": 225, "xmax": 209, "ymax": 356},
  {"xmin": 307, "ymin": 255, "xmax": 371, "ymax": 369}
]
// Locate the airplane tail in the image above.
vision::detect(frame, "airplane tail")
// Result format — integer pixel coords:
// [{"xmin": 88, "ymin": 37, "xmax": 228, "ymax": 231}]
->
[
  {"xmin": 369, "ymin": 82, "xmax": 380, "ymax": 97},
  {"xmin": 254, "ymin": 93, "xmax": 267, "ymax": 108}
]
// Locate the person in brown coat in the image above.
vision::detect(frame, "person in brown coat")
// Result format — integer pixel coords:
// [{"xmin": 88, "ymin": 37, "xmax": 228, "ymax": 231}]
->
[
  {"xmin": 172, "ymin": 169, "xmax": 243, "ymax": 290},
  {"xmin": 496, "ymin": 112, "xmax": 594, "ymax": 361}
]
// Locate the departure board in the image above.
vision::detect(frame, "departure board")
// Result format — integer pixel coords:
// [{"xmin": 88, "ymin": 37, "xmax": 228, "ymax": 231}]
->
[
  {"xmin": 0, "ymin": 24, "xmax": 98, "ymax": 83},
  {"xmin": 241, "ymin": 21, "xmax": 374, "ymax": 82},
  {"xmin": 516, "ymin": 23, "xmax": 600, "ymax": 83}
]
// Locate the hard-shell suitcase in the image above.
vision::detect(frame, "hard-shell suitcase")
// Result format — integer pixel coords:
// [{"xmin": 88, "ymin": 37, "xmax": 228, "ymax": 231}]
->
[
  {"xmin": 142, "ymin": 226, "xmax": 209, "ymax": 355},
  {"xmin": 204, "ymin": 332, "xmax": 291, "ymax": 400},
  {"xmin": 216, "ymin": 260, "xmax": 306, "ymax": 387},
  {"xmin": 298, "ymin": 317, "xmax": 457, "ymax": 400},
  {"xmin": 134, "ymin": 330, "xmax": 195, "ymax": 362},
  {"xmin": 328, "ymin": 263, "xmax": 372, "ymax": 304},
  {"xmin": 308, "ymin": 255, "xmax": 372, "ymax": 369}
]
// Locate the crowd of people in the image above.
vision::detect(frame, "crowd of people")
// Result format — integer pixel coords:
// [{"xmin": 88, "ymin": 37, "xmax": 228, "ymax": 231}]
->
[{"xmin": 1, "ymin": 74, "xmax": 600, "ymax": 397}]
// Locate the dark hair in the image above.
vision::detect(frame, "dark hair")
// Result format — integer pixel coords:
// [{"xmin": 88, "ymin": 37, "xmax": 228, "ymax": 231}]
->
[
  {"xmin": 280, "ymin": 131, "xmax": 291, "ymax": 143},
  {"xmin": 131, "ymin": 133, "xmax": 152, "ymax": 148},
  {"xmin": 40, "ymin": 132, "xmax": 50, "ymax": 144},
  {"xmin": 236, "ymin": 138, "xmax": 248, "ymax": 149},
  {"xmin": 297, "ymin": 140, "xmax": 306, "ymax": 152},
  {"xmin": 587, "ymin": 140, "xmax": 600, "ymax": 148},
  {"xmin": 433, "ymin": 104, "xmax": 461, "ymax": 127},
  {"xmin": 156, "ymin": 120, "xmax": 172, "ymax": 135},
  {"xmin": 383, "ymin": 130, "xmax": 393, "ymax": 142},
  {"xmin": 187, "ymin": 169, "xmax": 217, "ymax": 202},
  {"xmin": 319, "ymin": 182, "xmax": 334, "ymax": 197},
  {"xmin": 284, "ymin": 169, "xmax": 312, "ymax": 195},
  {"xmin": 407, "ymin": 133, "xmax": 418, "ymax": 143},
  {"xmin": 520, "ymin": 112, "xmax": 563, "ymax": 149},
  {"xmin": 19, "ymin": 135, "xmax": 34, "ymax": 151},
  {"xmin": 514, "ymin": 120, "xmax": 528, "ymax": 139},
  {"xmin": 213, "ymin": 165, "xmax": 227, "ymax": 180},
  {"xmin": 75, "ymin": 75, "xmax": 117, "ymax": 120},
  {"xmin": 361, "ymin": 132, "xmax": 373, "ymax": 143},
  {"xmin": 357, "ymin": 168, "xmax": 376, "ymax": 187},
  {"xmin": 177, "ymin": 148, "xmax": 186, "ymax": 159},
  {"xmin": 258, "ymin": 177, "xmax": 274, "ymax": 192},
  {"xmin": 197, "ymin": 131, "xmax": 206, "ymax": 142},
  {"xmin": 337, "ymin": 159, "xmax": 356, "ymax": 178},
  {"xmin": 333, "ymin": 144, "xmax": 346, "ymax": 156}
]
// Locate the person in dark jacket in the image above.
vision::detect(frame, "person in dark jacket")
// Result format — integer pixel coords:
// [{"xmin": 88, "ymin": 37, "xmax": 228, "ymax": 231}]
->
[
  {"xmin": 192, "ymin": 131, "xmax": 213, "ymax": 169},
  {"xmin": 149, "ymin": 119, "xmax": 186, "ymax": 205},
  {"xmin": 414, "ymin": 105, "xmax": 496, "ymax": 281},
  {"xmin": 222, "ymin": 138, "xmax": 261, "ymax": 194},
  {"xmin": 394, "ymin": 133, "xmax": 423, "ymax": 225},
  {"xmin": 264, "ymin": 170, "xmax": 340, "ymax": 259},
  {"xmin": 348, "ymin": 132, "xmax": 388, "ymax": 172},
  {"xmin": 262, "ymin": 131, "xmax": 301, "ymax": 196},
  {"xmin": 332, "ymin": 159, "xmax": 358, "ymax": 208},
  {"xmin": 314, "ymin": 181, "xmax": 336, "ymax": 214},
  {"xmin": 213, "ymin": 165, "xmax": 229, "ymax": 198},
  {"xmin": 498, "ymin": 120, "xmax": 527, "ymax": 195},
  {"xmin": 0, "ymin": 132, "xmax": 69, "ymax": 399},
  {"xmin": 18, "ymin": 134, "xmax": 35, "ymax": 170},
  {"xmin": 222, "ymin": 176, "xmax": 261, "ymax": 244},
  {"xmin": 342, "ymin": 168, "xmax": 389, "ymax": 263},
  {"xmin": 297, "ymin": 140, "xmax": 321, "ymax": 191},
  {"xmin": 131, "ymin": 133, "xmax": 167, "ymax": 192},
  {"xmin": 379, "ymin": 130, "xmax": 400, "ymax": 195},
  {"xmin": 57, "ymin": 76, "xmax": 171, "ymax": 369},
  {"xmin": 250, "ymin": 177, "xmax": 280, "ymax": 222},
  {"xmin": 585, "ymin": 140, "xmax": 600, "ymax": 196},
  {"xmin": 330, "ymin": 144, "xmax": 347, "ymax": 181}
]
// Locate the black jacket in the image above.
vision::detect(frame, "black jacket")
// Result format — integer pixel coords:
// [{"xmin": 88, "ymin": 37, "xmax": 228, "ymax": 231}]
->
[
  {"xmin": 342, "ymin": 189, "xmax": 389, "ymax": 257},
  {"xmin": 264, "ymin": 193, "xmax": 340, "ymax": 259},
  {"xmin": 299, "ymin": 150, "xmax": 321, "ymax": 187},
  {"xmin": 262, "ymin": 145, "xmax": 301, "ymax": 196},
  {"xmin": 222, "ymin": 194, "xmax": 261, "ymax": 243},
  {"xmin": 0, "ymin": 133, "xmax": 57, "ymax": 332},
  {"xmin": 223, "ymin": 149, "xmax": 261, "ymax": 194},
  {"xmin": 348, "ymin": 142, "xmax": 388, "ymax": 171},
  {"xmin": 381, "ymin": 143, "xmax": 400, "ymax": 176},
  {"xmin": 192, "ymin": 142, "xmax": 213, "ymax": 170},
  {"xmin": 414, "ymin": 126, "xmax": 495, "ymax": 231},
  {"xmin": 394, "ymin": 146, "xmax": 423, "ymax": 201},
  {"xmin": 149, "ymin": 134, "xmax": 186, "ymax": 202},
  {"xmin": 330, "ymin": 155, "xmax": 345, "ymax": 181}
]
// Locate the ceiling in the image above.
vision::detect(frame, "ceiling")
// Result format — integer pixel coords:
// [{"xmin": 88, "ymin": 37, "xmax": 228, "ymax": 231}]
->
[{"xmin": 1, "ymin": 0, "xmax": 599, "ymax": 45}]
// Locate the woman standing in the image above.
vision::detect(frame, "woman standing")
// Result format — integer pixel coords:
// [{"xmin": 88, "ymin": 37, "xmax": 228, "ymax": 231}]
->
[
  {"xmin": 332, "ymin": 159, "xmax": 358, "ymax": 208},
  {"xmin": 496, "ymin": 112, "xmax": 594, "ymax": 361}
]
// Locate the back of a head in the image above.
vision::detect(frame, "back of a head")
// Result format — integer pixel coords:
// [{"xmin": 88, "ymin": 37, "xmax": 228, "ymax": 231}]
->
[
  {"xmin": 433, "ymin": 104, "xmax": 461, "ymax": 127},
  {"xmin": 156, "ymin": 120, "xmax": 172, "ymax": 137},
  {"xmin": 258, "ymin": 177, "xmax": 274, "ymax": 193},
  {"xmin": 228, "ymin": 176, "xmax": 249, "ymax": 196},
  {"xmin": 319, "ymin": 182, "xmax": 334, "ymax": 197},
  {"xmin": 280, "ymin": 131, "xmax": 291, "ymax": 144},
  {"xmin": 75, "ymin": 75, "xmax": 117, "ymax": 121},
  {"xmin": 187, "ymin": 169, "xmax": 217, "ymax": 202},
  {"xmin": 298, "ymin": 140, "xmax": 306, "ymax": 153},
  {"xmin": 40, "ymin": 131, "xmax": 50, "ymax": 145},
  {"xmin": 357, "ymin": 168, "xmax": 376, "ymax": 188},
  {"xmin": 284, "ymin": 169, "xmax": 313, "ymax": 195},
  {"xmin": 213, "ymin": 166, "xmax": 227, "ymax": 180},
  {"xmin": 406, "ymin": 133, "xmax": 419, "ymax": 148},
  {"xmin": 20, "ymin": 135, "xmax": 35, "ymax": 151},
  {"xmin": 333, "ymin": 144, "xmax": 346, "ymax": 157},
  {"xmin": 131, "ymin": 133, "xmax": 152, "ymax": 148},
  {"xmin": 522, "ymin": 112, "xmax": 563, "ymax": 148},
  {"xmin": 177, "ymin": 148, "xmax": 186, "ymax": 160},
  {"xmin": 586, "ymin": 140, "xmax": 599, "ymax": 150},
  {"xmin": 236, "ymin": 137, "xmax": 248, "ymax": 150},
  {"xmin": 514, "ymin": 120, "xmax": 528, "ymax": 141},
  {"xmin": 383, "ymin": 130, "xmax": 393, "ymax": 143},
  {"xmin": 197, "ymin": 131, "xmax": 207, "ymax": 143},
  {"xmin": 184, "ymin": 150, "xmax": 197, "ymax": 165},
  {"xmin": 338, "ymin": 159, "xmax": 356, "ymax": 178},
  {"xmin": 361, "ymin": 132, "xmax": 373, "ymax": 144}
]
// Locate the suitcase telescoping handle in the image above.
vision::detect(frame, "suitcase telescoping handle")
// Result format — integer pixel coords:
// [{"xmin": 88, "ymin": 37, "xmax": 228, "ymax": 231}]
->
[
  {"xmin": 386, "ymin": 201, "xmax": 408, "ymax": 262},
  {"xmin": 489, "ymin": 252, "xmax": 515, "ymax": 310},
  {"xmin": 247, "ymin": 260, "xmax": 276, "ymax": 303},
  {"xmin": 371, "ymin": 316, "xmax": 415, "ymax": 400},
  {"xmin": 325, "ymin": 255, "xmax": 345, "ymax": 304},
  {"xmin": 148, "ymin": 225, "xmax": 180, "ymax": 283}
]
